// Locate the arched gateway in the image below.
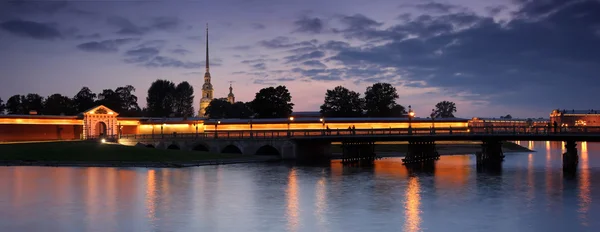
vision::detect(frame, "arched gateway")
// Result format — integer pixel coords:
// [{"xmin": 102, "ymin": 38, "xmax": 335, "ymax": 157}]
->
[{"xmin": 83, "ymin": 105, "xmax": 119, "ymax": 139}]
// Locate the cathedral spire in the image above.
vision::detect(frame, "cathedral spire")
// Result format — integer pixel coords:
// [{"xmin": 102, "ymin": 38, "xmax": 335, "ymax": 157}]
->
[{"xmin": 205, "ymin": 23, "xmax": 209, "ymax": 73}]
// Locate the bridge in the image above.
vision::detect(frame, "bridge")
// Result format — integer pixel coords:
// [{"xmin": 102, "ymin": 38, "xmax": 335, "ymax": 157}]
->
[{"xmin": 118, "ymin": 126, "xmax": 600, "ymax": 172}]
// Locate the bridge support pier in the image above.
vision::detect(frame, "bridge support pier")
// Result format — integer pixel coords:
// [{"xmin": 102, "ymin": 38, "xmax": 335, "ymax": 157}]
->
[
  {"xmin": 476, "ymin": 140, "xmax": 504, "ymax": 166},
  {"xmin": 402, "ymin": 140, "xmax": 439, "ymax": 165},
  {"xmin": 341, "ymin": 140, "xmax": 378, "ymax": 166},
  {"xmin": 562, "ymin": 140, "xmax": 578, "ymax": 173}
]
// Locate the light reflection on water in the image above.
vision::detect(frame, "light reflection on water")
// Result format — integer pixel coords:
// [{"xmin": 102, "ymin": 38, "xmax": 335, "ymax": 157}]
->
[{"xmin": 0, "ymin": 141, "xmax": 599, "ymax": 232}]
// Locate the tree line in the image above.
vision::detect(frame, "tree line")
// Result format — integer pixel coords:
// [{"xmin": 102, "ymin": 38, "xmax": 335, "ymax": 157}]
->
[
  {"xmin": 0, "ymin": 80, "xmax": 195, "ymax": 117},
  {"xmin": 0, "ymin": 81, "xmax": 458, "ymax": 119},
  {"xmin": 204, "ymin": 82, "xmax": 458, "ymax": 119},
  {"xmin": 0, "ymin": 86, "xmax": 141, "ymax": 116}
]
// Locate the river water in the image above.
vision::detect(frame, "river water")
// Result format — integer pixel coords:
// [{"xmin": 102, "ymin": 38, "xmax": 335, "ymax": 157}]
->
[{"xmin": 1, "ymin": 141, "xmax": 599, "ymax": 232}]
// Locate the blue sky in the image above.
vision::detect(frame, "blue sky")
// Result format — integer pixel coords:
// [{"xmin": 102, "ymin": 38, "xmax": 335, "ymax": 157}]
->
[{"xmin": 1, "ymin": 0, "xmax": 599, "ymax": 118}]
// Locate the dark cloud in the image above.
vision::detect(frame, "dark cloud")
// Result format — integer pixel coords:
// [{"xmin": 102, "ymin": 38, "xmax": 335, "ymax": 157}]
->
[
  {"xmin": 302, "ymin": 60, "xmax": 327, "ymax": 68},
  {"xmin": 258, "ymin": 36, "xmax": 318, "ymax": 49},
  {"xmin": 107, "ymin": 16, "xmax": 145, "ymax": 35},
  {"xmin": 413, "ymin": 2, "xmax": 462, "ymax": 13},
  {"xmin": 76, "ymin": 33, "xmax": 101, "ymax": 39},
  {"xmin": 284, "ymin": 51, "xmax": 325, "ymax": 63},
  {"xmin": 252, "ymin": 63, "xmax": 267, "ymax": 70},
  {"xmin": 241, "ymin": 58, "xmax": 278, "ymax": 64},
  {"xmin": 107, "ymin": 16, "xmax": 182, "ymax": 35},
  {"xmin": 150, "ymin": 17, "xmax": 180, "ymax": 30},
  {"xmin": 0, "ymin": 20, "xmax": 61, "ymax": 40},
  {"xmin": 334, "ymin": 14, "xmax": 385, "ymax": 40},
  {"xmin": 294, "ymin": 16, "xmax": 324, "ymax": 34},
  {"xmin": 231, "ymin": 45, "xmax": 251, "ymax": 50},
  {"xmin": 76, "ymin": 38, "xmax": 139, "ymax": 52},
  {"xmin": 1, "ymin": 1, "xmax": 69, "ymax": 16},
  {"xmin": 171, "ymin": 48, "xmax": 191, "ymax": 55},
  {"xmin": 328, "ymin": 0, "xmax": 600, "ymax": 109},
  {"xmin": 124, "ymin": 47, "xmax": 160, "ymax": 62}
]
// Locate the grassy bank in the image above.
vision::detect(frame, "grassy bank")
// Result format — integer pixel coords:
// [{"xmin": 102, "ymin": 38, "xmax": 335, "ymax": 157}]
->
[
  {"xmin": 330, "ymin": 141, "xmax": 532, "ymax": 154},
  {"xmin": 0, "ymin": 141, "xmax": 255, "ymax": 166}
]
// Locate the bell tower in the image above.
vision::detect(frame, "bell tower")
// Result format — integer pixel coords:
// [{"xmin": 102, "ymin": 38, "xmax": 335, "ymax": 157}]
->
[{"xmin": 199, "ymin": 24, "xmax": 213, "ymax": 117}]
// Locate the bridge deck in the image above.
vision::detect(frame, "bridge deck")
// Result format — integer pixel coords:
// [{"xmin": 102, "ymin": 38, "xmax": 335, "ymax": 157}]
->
[{"xmin": 120, "ymin": 126, "xmax": 600, "ymax": 142}]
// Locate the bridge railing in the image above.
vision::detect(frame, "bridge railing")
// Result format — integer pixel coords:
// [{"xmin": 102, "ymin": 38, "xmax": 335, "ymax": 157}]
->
[{"xmin": 119, "ymin": 126, "xmax": 600, "ymax": 140}]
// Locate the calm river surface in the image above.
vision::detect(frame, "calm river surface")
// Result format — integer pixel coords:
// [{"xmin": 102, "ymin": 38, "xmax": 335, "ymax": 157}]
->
[{"xmin": 1, "ymin": 141, "xmax": 599, "ymax": 232}]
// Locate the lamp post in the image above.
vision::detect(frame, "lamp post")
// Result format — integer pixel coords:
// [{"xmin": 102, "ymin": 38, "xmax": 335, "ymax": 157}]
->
[
  {"xmin": 408, "ymin": 105, "xmax": 415, "ymax": 135},
  {"xmin": 320, "ymin": 117, "xmax": 325, "ymax": 135},
  {"xmin": 430, "ymin": 108, "xmax": 435, "ymax": 134},
  {"xmin": 249, "ymin": 114, "xmax": 255, "ymax": 138},
  {"xmin": 288, "ymin": 116, "xmax": 294, "ymax": 137},
  {"xmin": 215, "ymin": 120, "xmax": 221, "ymax": 138},
  {"xmin": 195, "ymin": 120, "xmax": 198, "ymax": 138},
  {"xmin": 161, "ymin": 123, "xmax": 165, "ymax": 138}
]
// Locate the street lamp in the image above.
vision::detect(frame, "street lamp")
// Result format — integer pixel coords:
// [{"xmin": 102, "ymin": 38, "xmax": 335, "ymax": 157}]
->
[
  {"xmin": 408, "ymin": 105, "xmax": 415, "ymax": 135},
  {"xmin": 161, "ymin": 123, "xmax": 165, "ymax": 138},
  {"xmin": 215, "ymin": 120, "xmax": 221, "ymax": 138},
  {"xmin": 288, "ymin": 116, "xmax": 294, "ymax": 136}
]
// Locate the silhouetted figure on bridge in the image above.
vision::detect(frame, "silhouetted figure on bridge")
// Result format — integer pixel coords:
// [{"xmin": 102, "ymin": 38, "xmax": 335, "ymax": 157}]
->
[
  {"xmin": 352, "ymin": 125, "xmax": 356, "ymax": 135},
  {"xmin": 553, "ymin": 121, "xmax": 558, "ymax": 134}
]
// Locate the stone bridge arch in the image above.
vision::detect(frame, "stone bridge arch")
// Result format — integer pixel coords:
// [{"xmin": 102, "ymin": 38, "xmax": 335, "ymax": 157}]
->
[
  {"xmin": 191, "ymin": 141, "xmax": 211, "ymax": 152},
  {"xmin": 221, "ymin": 144, "xmax": 243, "ymax": 154},
  {"xmin": 254, "ymin": 144, "xmax": 281, "ymax": 157}
]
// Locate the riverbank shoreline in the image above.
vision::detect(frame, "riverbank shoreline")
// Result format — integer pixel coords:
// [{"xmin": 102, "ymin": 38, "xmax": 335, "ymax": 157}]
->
[{"xmin": 0, "ymin": 141, "xmax": 533, "ymax": 168}]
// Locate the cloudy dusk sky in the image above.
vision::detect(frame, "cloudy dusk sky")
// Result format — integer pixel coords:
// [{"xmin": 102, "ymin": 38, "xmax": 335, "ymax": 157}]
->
[{"xmin": 1, "ymin": 0, "xmax": 599, "ymax": 118}]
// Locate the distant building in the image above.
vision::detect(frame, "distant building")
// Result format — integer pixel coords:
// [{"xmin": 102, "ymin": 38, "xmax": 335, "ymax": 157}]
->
[{"xmin": 550, "ymin": 109, "xmax": 600, "ymax": 127}]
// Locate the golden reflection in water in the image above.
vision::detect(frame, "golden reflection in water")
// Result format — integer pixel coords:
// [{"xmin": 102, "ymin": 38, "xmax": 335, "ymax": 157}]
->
[
  {"xmin": 12, "ymin": 168, "xmax": 24, "ymax": 208},
  {"xmin": 579, "ymin": 141, "xmax": 590, "ymax": 226},
  {"xmin": 434, "ymin": 156, "xmax": 470, "ymax": 189},
  {"xmin": 528, "ymin": 141, "xmax": 534, "ymax": 150},
  {"xmin": 373, "ymin": 159, "xmax": 408, "ymax": 178},
  {"xmin": 545, "ymin": 141, "xmax": 552, "ymax": 206},
  {"xmin": 286, "ymin": 168, "xmax": 299, "ymax": 232},
  {"xmin": 146, "ymin": 169, "xmax": 157, "ymax": 222},
  {"xmin": 527, "ymin": 153, "xmax": 534, "ymax": 205},
  {"xmin": 561, "ymin": 141, "xmax": 566, "ymax": 153},
  {"xmin": 404, "ymin": 177, "xmax": 421, "ymax": 232},
  {"xmin": 85, "ymin": 168, "xmax": 101, "ymax": 232},
  {"xmin": 315, "ymin": 177, "xmax": 328, "ymax": 231}
]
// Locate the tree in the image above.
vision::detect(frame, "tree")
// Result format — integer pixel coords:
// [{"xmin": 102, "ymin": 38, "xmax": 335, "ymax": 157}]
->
[
  {"xmin": 173, "ymin": 81, "xmax": 194, "ymax": 117},
  {"xmin": 23, "ymin": 93, "xmax": 44, "ymax": 114},
  {"xmin": 320, "ymin": 86, "xmax": 364, "ymax": 117},
  {"xmin": 115, "ymin": 85, "xmax": 141, "ymax": 116},
  {"xmin": 364, "ymin": 83, "xmax": 399, "ymax": 117},
  {"xmin": 204, "ymin": 99, "xmax": 230, "ymax": 119},
  {"xmin": 250, "ymin": 85, "xmax": 294, "ymax": 118},
  {"xmin": 500, "ymin": 114, "xmax": 512, "ymax": 119},
  {"xmin": 228, "ymin": 102, "xmax": 254, "ymax": 119},
  {"xmin": 96, "ymin": 89, "xmax": 121, "ymax": 112},
  {"xmin": 43, "ymin": 94, "xmax": 76, "ymax": 115},
  {"xmin": 0, "ymin": 97, "xmax": 5, "ymax": 114},
  {"xmin": 146, "ymin": 79, "xmax": 176, "ymax": 117},
  {"xmin": 390, "ymin": 105, "xmax": 407, "ymax": 117},
  {"xmin": 73, "ymin": 87, "xmax": 97, "ymax": 113},
  {"xmin": 6, "ymin": 95, "xmax": 25, "ymax": 114},
  {"xmin": 434, "ymin": 101, "xmax": 457, "ymax": 118}
]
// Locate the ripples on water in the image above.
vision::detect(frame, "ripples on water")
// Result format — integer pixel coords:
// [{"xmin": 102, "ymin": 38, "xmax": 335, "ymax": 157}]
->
[{"xmin": 1, "ymin": 141, "xmax": 599, "ymax": 232}]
